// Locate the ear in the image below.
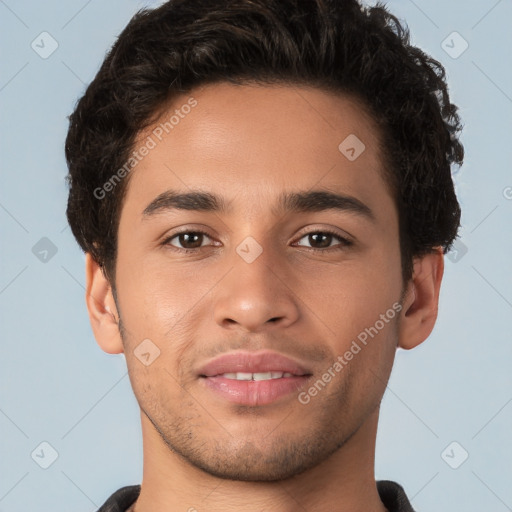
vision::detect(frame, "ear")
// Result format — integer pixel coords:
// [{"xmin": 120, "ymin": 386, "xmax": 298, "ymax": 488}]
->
[
  {"xmin": 85, "ymin": 253, "xmax": 124, "ymax": 354},
  {"xmin": 397, "ymin": 247, "xmax": 444, "ymax": 350}
]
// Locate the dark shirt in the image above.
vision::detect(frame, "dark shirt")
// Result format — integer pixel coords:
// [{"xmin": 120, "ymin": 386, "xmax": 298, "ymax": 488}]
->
[{"xmin": 97, "ymin": 480, "xmax": 416, "ymax": 511}]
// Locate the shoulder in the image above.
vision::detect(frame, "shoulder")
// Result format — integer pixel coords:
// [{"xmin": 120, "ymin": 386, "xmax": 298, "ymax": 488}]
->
[
  {"xmin": 377, "ymin": 480, "xmax": 416, "ymax": 512},
  {"xmin": 96, "ymin": 485, "xmax": 141, "ymax": 512}
]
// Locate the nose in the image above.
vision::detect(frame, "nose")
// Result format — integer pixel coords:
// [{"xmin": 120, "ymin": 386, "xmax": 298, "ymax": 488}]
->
[{"xmin": 212, "ymin": 245, "xmax": 300, "ymax": 333}]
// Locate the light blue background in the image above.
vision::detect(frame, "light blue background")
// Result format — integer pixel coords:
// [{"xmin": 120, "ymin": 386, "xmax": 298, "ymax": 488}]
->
[{"xmin": 1, "ymin": 1, "xmax": 511, "ymax": 511}]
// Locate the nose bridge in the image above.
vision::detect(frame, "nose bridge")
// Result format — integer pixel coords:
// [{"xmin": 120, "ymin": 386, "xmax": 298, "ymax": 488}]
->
[{"xmin": 212, "ymin": 237, "xmax": 299, "ymax": 332}]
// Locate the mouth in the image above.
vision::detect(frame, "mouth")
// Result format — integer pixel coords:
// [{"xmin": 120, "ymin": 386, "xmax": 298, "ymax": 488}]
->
[
  {"xmin": 212, "ymin": 371, "xmax": 296, "ymax": 381},
  {"xmin": 198, "ymin": 350, "xmax": 313, "ymax": 406}
]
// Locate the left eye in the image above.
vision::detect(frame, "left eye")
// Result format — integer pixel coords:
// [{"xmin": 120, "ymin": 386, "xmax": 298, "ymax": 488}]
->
[{"xmin": 294, "ymin": 231, "xmax": 351, "ymax": 250}]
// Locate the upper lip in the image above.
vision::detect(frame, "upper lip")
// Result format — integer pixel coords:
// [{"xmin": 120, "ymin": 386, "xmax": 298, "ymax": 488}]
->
[{"xmin": 198, "ymin": 350, "xmax": 312, "ymax": 377}]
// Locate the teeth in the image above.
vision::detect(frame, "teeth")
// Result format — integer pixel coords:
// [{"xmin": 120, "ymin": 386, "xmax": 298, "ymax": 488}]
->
[
  {"xmin": 219, "ymin": 372, "xmax": 294, "ymax": 381},
  {"xmin": 253, "ymin": 372, "xmax": 273, "ymax": 381}
]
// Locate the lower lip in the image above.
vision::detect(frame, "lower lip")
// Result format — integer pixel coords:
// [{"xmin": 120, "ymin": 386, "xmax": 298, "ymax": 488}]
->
[{"xmin": 201, "ymin": 376, "xmax": 311, "ymax": 406}]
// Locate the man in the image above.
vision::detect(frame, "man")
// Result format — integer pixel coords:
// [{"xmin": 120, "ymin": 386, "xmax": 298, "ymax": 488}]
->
[{"xmin": 65, "ymin": 0, "xmax": 463, "ymax": 510}]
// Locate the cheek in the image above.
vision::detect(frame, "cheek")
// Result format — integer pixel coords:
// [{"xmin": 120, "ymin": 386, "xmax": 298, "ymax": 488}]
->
[
  {"xmin": 307, "ymin": 250, "xmax": 402, "ymax": 368},
  {"xmin": 127, "ymin": 365, "xmax": 176, "ymax": 418},
  {"xmin": 116, "ymin": 250, "xmax": 187, "ymax": 332},
  {"xmin": 310, "ymin": 255, "xmax": 401, "ymax": 325},
  {"xmin": 116, "ymin": 253, "xmax": 220, "ymax": 372},
  {"xmin": 124, "ymin": 326, "xmax": 197, "ymax": 399}
]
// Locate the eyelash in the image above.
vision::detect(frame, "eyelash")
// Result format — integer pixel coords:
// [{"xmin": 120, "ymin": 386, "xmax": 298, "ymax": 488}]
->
[{"xmin": 161, "ymin": 228, "xmax": 353, "ymax": 254}]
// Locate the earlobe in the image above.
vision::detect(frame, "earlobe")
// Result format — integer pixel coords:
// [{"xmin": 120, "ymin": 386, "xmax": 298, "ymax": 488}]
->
[
  {"xmin": 397, "ymin": 247, "xmax": 444, "ymax": 350},
  {"xmin": 85, "ymin": 253, "xmax": 124, "ymax": 354}
]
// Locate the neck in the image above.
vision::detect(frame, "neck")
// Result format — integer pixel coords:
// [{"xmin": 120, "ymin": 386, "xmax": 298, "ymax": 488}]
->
[{"xmin": 131, "ymin": 408, "xmax": 388, "ymax": 512}]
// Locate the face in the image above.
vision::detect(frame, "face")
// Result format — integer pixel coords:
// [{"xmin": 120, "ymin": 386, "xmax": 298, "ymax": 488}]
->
[{"xmin": 113, "ymin": 83, "xmax": 404, "ymax": 481}]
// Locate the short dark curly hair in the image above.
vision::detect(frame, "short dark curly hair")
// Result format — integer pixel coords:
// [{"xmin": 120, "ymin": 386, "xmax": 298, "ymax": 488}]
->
[{"xmin": 65, "ymin": 0, "xmax": 463, "ymax": 288}]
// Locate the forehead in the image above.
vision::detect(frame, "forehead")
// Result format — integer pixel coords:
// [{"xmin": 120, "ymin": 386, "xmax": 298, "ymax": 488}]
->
[{"xmin": 122, "ymin": 82, "xmax": 394, "ymax": 222}]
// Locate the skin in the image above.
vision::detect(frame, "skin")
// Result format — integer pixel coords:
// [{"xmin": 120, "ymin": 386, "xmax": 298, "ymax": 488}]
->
[{"xmin": 85, "ymin": 83, "xmax": 444, "ymax": 512}]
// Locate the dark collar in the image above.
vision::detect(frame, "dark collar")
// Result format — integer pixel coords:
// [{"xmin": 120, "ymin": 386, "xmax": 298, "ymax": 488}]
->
[
  {"xmin": 377, "ymin": 480, "xmax": 416, "ymax": 512},
  {"xmin": 97, "ymin": 480, "xmax": 415, "ymax": 512}
]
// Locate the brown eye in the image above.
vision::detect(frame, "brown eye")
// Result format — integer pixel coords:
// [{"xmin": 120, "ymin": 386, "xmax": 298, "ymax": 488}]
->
[
  {"xmin": 308, "ymin": 233, "xmax": 334, "ymax": 248},
  {"xmin": 295, "ymin": 230, "xmax": 352, "ymax": 250},
  {"xmin": 166, "ymin": 231, "xmax": 212, "ymax": 250}
]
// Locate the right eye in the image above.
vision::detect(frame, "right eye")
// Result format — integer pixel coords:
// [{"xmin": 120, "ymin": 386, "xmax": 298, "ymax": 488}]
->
[{"xmin": 162, "ymin": 230, "xmax": 216, "ymax": 252}]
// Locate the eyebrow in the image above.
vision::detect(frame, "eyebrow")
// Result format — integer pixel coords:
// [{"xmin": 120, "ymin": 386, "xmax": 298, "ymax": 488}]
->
[{"xmin": 142, "ymin": 189, "xmax": 375, "ymax": 222}]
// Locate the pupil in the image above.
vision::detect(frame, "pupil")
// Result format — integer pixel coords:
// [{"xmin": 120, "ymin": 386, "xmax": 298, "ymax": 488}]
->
[
  {"xmin": 181, "ymin": 233, "xmax": 202, "ymax": 248},
  {"xmin": 310, "ymin": 233, "xmax": 331, "ymax": 248}
]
